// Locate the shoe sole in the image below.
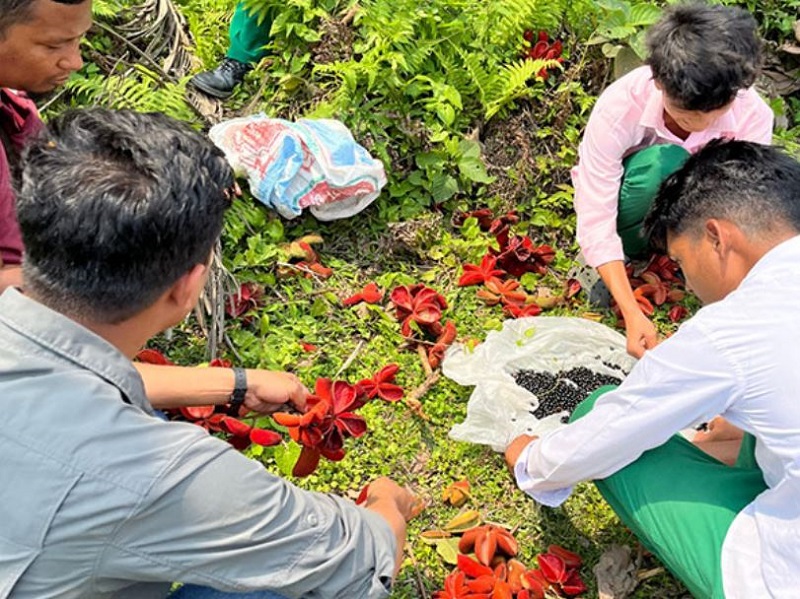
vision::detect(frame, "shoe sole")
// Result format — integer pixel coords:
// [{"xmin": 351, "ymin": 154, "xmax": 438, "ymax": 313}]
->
[{"xmin": 189, "ymin": 78, "xmax": 234, "ymax": 100}]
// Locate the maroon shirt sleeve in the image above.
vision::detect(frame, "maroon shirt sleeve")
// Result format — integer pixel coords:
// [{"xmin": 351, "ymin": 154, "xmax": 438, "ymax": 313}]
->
[{"xmin": 0, "ymin": 89, "xmax": 43, "ymax": 266}]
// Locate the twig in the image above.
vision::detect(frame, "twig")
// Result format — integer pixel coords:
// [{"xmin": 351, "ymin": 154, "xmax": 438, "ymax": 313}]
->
[
  {"xmin": 223, "ymin": 332, "xmax": 244, "ymax": 363},
  {"xmin": 275, "ymin": 261, "xmax": 328, "ymax": 282},
  {"xmin": 407, "ymin": 371, "xmax": 441, "ymax": 403},
  {"xmin": 404, "ymin": 541, "xmax": 430, "ymax": 599},
  {"xmin": 417, "ymin": 345, "xmax": 433, "ymax": 376},
  {"xmin": 404, "ymin": 371, "xmax": 440, "ymax": 421},
  {"xmin": 334, "ymin": 340, "xmax": 365, "ymax": 378}
]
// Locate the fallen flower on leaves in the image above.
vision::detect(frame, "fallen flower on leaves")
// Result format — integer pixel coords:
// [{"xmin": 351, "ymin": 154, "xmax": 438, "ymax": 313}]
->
[
  {"xmin": 442, "ymin": 479, "xmax": 471, "ymax": 508},
  {"xmin": 459, "ymin": 524, "xmax": 519, "ymax": 565},
  {"xmin": 458, "ymin": 255, "xmax": 507, "ymax": 287},
  {"xmin": 226, "ymin": 282, "xmax": 264, "ymax": 319},
  {"xmin": 357, "ymin": 364, "xmax": 404, "ymax": 403},
  {"xmin": 343, "ymin": 282, "xmax": 384, "ymax": 306},
  {"xmin": 668, "ymin": 304, "xmax": 689, "ymax": 323}
]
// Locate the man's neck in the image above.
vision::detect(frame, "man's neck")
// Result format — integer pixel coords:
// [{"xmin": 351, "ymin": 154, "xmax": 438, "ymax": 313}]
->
[{"xmin": 24, "ymin": 290, "xmax": 156, "ymax": 359}]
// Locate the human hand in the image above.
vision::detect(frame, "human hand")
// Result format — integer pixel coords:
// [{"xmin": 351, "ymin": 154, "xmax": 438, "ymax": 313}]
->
[
  {"xmin": 365, "ymin": 477, "xmax": 419, "ymax": 522},
  {"xmin": 504, "ymin": 434, "xmax": 538, "ymax": 472},
  {"xmin": 244, "ymin": 370, "xmax": 308, "ymax": 414},
  {"xmin": 624, "ymin": 310, "xmax": 658, "ymax": 359}
]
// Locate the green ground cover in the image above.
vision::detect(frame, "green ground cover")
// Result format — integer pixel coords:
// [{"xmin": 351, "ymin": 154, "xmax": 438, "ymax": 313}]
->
[{"xmin": 50, "ymin": 0, "xmax": 800, "ymax": 595}]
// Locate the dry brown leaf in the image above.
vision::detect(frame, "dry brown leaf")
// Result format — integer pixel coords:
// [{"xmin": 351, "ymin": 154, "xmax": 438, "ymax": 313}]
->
[{"xmin": 593, "ymin": 544, "xmax": 639, "ymax": 599}]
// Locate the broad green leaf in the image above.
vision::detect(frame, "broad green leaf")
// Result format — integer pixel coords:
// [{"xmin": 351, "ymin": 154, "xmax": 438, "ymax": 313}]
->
[
  {"xmin": 431, "ymin": 173, "xmax": 458, "ymax": 203},
  {"xmin": 457, "ymin": 156, "xmax": 494, "ymax": 184},
  {"xmin": 273, "ymin": 442, "xmax": 302, "ymax": 478},
  {"xmin": 629, "ymin": 4, "xmax": 662, "ymax": 27},
  {"xmin": 435, "ymin": 538, "xmax": 461, "ymax": 565}
]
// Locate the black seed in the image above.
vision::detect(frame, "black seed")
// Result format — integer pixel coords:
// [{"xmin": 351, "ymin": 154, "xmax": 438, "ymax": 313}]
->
[{"xmin": 513, "ymin": 366, "xmax": 623, "ymax": 420}]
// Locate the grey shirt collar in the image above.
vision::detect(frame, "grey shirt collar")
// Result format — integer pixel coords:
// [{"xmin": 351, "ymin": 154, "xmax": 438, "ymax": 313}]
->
[{"xmin": 0, "ymin": 288, "xmax": 152, "ymax": 414}]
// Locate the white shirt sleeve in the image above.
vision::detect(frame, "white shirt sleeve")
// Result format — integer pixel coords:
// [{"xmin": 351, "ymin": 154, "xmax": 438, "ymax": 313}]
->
[{"xmin": 513, "ymin": 320, "xmax": 743, "ymax": 505}]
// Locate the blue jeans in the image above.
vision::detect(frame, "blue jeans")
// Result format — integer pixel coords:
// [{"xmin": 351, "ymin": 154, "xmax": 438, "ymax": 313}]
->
[{"xmin": 168, "ymin": 585, "xmax": 287, "ymax": 599}]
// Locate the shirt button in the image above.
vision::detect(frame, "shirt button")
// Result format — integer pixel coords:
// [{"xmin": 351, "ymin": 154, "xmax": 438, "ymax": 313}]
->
[{"xmin": 307, "ymin": 514, "xmax": 318, "ymax": 527}]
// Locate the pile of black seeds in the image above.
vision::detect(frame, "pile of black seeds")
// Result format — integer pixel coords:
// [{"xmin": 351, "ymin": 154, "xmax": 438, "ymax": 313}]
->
[{"xmin": 513, "ymin": 366, "xmax": 622, "ymax": 422}]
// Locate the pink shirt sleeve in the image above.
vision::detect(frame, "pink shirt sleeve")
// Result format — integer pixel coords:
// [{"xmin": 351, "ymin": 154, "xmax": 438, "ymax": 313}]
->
[
  {"xmin": 733, "ymin": 88, "xmax": 774, "ymax": 145},
  {"xmin": 572, "ymin": 79, "xmax": 642, "ymax": 268}
]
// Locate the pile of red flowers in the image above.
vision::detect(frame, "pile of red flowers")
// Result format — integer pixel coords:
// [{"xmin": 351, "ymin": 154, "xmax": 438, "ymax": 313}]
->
[
  {"xmin": 434, "ymin": 523, "xmax": 586, "ymax": 599},
  {"xmin": 389, "ymin": 284, "xmax": 458, "ymax": 369},
  {"xmin": 272, "ymin": 365, "xmax": 404, "ymax": 476},
  {"xmin": 455, "ymin": 209, "xmax": 578, "ymax": 319},
  {"xmin": 612, "ymin": 254, "xmax": 688, "ymax": 325}
]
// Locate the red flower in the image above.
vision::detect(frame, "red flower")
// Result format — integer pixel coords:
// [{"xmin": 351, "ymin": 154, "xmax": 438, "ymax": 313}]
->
[
  {"xmin": 272, "ymin": 378, "xmax": 367, "ymax": 477},
  {"xmin": 343, "ymin": 282, "xmax": 384, "ymax": 306},
  {"xmin": 433, "ymin": 571, "xmax": 472, "ymax": 599},
  {"xmin": 390, "ymin": 284, "xmax": 448, "ymax": 337},
  {"xmin": 491, "ymin": 231, "xmax": 555, "ymax": 277},
  {"xmin": 300, "ymin": 342, "xmax": 318, "ymax": 352},
  {"xmin": 358, "ymin": 364, "xmax": 404, "ymax": 403},
  {"xmin": 458, "ymin": 254, "xmax": 507, "ymax": 287},
  {"xmin": 453, "ymin": 208, "xmax": 494, "ymax": 230},
  {"xmin": 504, "ymin": 303, "xmax": 543, "ymax": 319},
  {"xmin": 226, "ymin": 282, "xmax": 263, "ymax": 318},
  {"xmin": 668, "ymin": 304, "xmax": 689, "ymax": 323}
]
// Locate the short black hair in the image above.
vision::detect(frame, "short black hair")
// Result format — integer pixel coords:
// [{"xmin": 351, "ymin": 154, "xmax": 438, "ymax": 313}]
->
[
  {"xmin": 644, "ymin": 140, "xmax": 800, "ymax": 252},
  {"xmin": 0, "ymin": 0, "xmax": 86, "ymax": 37},
  {"xmin": 645, "ymin": 3, "xmax": 761, "ymax": 112},
  {"xmin": 17, "ymin": 109, "xmax": 234, "ymax": 323}
]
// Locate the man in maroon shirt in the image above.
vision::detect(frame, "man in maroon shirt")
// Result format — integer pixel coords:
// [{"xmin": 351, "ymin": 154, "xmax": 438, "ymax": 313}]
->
[{"xmin": 0, "ymin": 0, "xmax": 90, "ymax": 291}]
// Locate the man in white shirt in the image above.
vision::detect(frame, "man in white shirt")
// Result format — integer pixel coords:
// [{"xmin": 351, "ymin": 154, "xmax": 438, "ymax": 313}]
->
[{"xmin": 505, "ymin": 139, "xmax": 800, "ymax": 598}]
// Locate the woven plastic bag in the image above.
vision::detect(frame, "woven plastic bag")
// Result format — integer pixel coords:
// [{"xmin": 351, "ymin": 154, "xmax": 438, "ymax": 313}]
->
[
  {"xmin": 443, "ymin": 316, "xmax": 636, "ymax": 452},
  {"xmin": 209, "ymin": 116, "xmax": 386, "ymax": 220}
]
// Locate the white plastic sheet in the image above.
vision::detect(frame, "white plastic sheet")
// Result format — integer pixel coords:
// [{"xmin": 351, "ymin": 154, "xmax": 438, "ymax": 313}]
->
[{"xmin": 443, "ymin": 316, "xmax": 636, "ymax": 451}]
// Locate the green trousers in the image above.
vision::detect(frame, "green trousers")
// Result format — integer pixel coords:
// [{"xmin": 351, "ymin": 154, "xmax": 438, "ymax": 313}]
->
[
  {"xmin": 617, "ymin": 144, "xmax": 690, "ymax": 258},
  {"xmin": 227, "ymin": 2, "xmax": 279, "ymax": 65},
  {"xmin": 570, "ymin": 387, "xmax": 766, "ymax": 598}
]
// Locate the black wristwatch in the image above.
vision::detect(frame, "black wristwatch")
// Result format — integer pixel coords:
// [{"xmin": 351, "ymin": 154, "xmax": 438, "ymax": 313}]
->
[{"xmin": 227, "ymin": 367, "xmax": 247, "ymax": 416}]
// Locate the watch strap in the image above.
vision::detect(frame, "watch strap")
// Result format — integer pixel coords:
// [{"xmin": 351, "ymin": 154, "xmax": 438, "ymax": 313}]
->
[{"xmin": 227, "ymin": 367, "xmax": 247, "ymax": 416}]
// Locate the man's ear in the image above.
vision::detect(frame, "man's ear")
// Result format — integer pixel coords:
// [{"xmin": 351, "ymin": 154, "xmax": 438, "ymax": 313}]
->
[
  {"xmin": 704, "ymin": 219, "xmax": 728, "ymax": 257},
  {"xmin": 166, "ymin": 263, "xmax": 208, "ymax": 315}
]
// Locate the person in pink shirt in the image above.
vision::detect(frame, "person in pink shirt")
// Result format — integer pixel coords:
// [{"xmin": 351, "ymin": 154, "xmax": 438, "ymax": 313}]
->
[{"xmin": 572, "ymin": 3, "xmax": 773, "ymax": 358}]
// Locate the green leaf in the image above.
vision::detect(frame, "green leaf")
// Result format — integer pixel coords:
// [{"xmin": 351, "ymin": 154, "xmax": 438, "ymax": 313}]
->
[
  {"xmin": 457, "ymin": 156, "xmax": 494, "ymax": 184},
  {"xmin": 431, "ymin": 173, "xmax": 458, "ymax": 203},
  {"xmin": 629, "ymin": 4, "xmax": 662, "ymax": 27},
  {"xmin": 435, "ymin": 538, "xmax": 461, "ymax": 565},
  {"xmin": 273, "ymin": 442, "xmax": 302, "ymax": 477}
]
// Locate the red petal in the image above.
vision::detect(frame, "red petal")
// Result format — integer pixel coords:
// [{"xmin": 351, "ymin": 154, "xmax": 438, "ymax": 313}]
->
[
  {"xmin": 547, "ymin": 545, "xmax": 582, "ymax": 569},
  {"xmin": 357, "ymin": 379, "xmax": 379, "ymax": 399},
  {"xmin": 180, "ymin": 405, "xmax": 215, "ymax": 420},
  {"xmin": 342, "ymin": 293, "xmax": 365, "ymax": 306},
  {"xmin": 376, "ymin": 383, "xmax": 404, "ymax": 402},
  {"xmin": 335, "ymin": 412, "xmax": 367, "ymax": 437},
  {"xmin": 360, "ymin": 282, "xmax": 384, "ymax": 304},
  {"xmin": 292, "ymin": 446, "xmax": 321, "ymax": 477},
  {"xmin": 135, "ymin": 348, "xmax": 173, "ymax": 365},
  {"xmin": 220, "ymin": 416, "xmax": 252, "ymax": 437},
  {"xmin": 314, "ymin": 378, "xmax": 334, "ymax": 402},
  {"xmin": 457, "ymin": 554, "xmax": 494, "ymax": 578},
  {"xmin": 331, "ymin": 381, "xmax": 358, "ymax": 414},
  {"xmin": 249, "ymin": 428, "xmax": 283, "ymax": 446},
  {"xmin": 412, "ymin": 301, "xmax": 442, "ymax": 324},
  {"xmin": 560, "ymin": 569, "xmax": 587, "ymax": 596},
  {"xmin": 389, "ymin": 285, "xmax": 413, "ymax": 311},
  {"xmin": 537, "ymin": 553, "xmax": 567, "ymax": 584},
  {"xmin": 272, "ymin": 412, "xmax": 304, "ymax": 427},
  {"xmin": 355, "ymin": 484, "xmax": 370, "ymax": 505},
  {"xmin": 209, "ymin": 358, "xmax": 233, "ymax": 368},
  {"xmin": 374, "ymin": 363, "xmax": 400, "ymax": 383},
  {"xmin": 458, "ymin": 270, "xmax": 487, "ymax": 287}
]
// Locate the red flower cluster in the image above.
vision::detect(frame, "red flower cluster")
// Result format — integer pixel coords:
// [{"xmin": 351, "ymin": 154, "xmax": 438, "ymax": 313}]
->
[
  {"xmin": 522, "ymin": 30, "xmax": 564, "ymax": 79},
  {"xmin": 134, "ymin": 349, "xmax": 281, "ymax": 450},
  {"xmin": 225, "ymin": 282, "xmax": 264, "ymax": 320},
  {"xmin": 612, "ymin": 254, "xmax": 688, "ymax": 325},
  {"xmin": 390, "ymin": 284, "xmax": 458, "ymax": 368},
  {"xmin": 455, "ymin": 210, "xmax": 561, "ymax": 320},
  {"xmin": 273, "ymin": 366, "xmax": 404, "ymax": 476},
  {"xmin": 433, "ymin": 525, "xmax": 586, "ymax": 599}
]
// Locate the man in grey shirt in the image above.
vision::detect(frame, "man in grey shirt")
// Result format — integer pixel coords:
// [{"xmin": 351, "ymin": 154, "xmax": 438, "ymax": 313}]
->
[{"xmin": 0, "ymin": 109, "xmax": 415, "ymax": 599}]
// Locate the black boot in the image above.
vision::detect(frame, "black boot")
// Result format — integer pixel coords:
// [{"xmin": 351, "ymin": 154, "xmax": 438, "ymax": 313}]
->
[{"xmin": 189, "ymin": 58, "xmax": 252, "ymax": 99}]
